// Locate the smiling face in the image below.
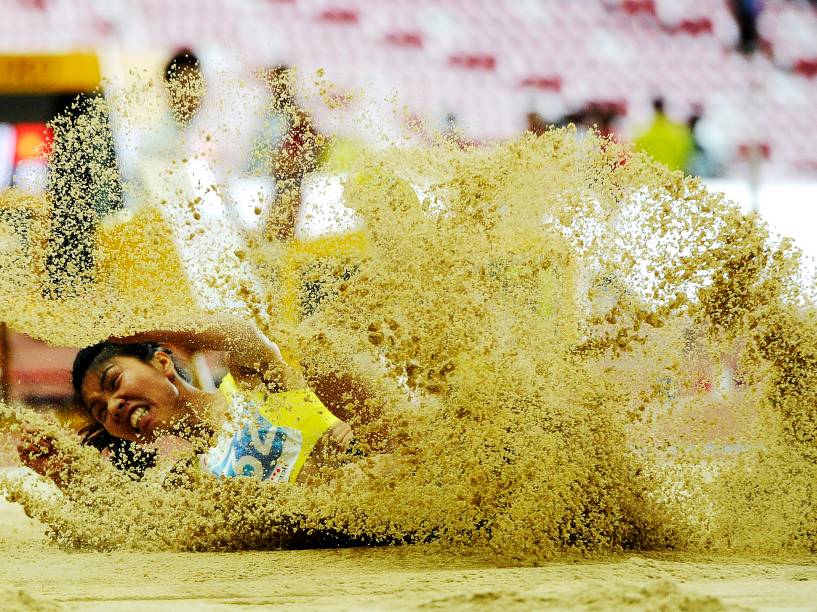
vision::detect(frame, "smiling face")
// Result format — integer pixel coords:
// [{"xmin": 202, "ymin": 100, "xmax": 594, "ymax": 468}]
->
[{"xmin": 80, "ymin": 353, "xmax": 185, "ymax": 443}]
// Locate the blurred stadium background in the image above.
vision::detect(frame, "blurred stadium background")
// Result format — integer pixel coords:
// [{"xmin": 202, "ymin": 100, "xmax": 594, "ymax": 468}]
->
[{"xmin": 0, "ymin": 0, "xmax": 815, "ymax": 408}]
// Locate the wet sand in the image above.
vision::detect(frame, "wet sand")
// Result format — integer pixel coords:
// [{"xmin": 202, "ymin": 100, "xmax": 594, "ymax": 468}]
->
[{"xmin": 3, "ymin": 494, "xmax": 816, "ymax": 611}]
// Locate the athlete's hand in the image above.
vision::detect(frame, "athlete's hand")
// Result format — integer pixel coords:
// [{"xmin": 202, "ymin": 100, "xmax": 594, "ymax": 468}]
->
[
  {"xmin": 15, "ymin": 421, "xmax": 66, "ymax": 479},
  {"xmin": 295, "ymin": 420, "xmax": 356, "ymax": 485},
  {"xmin": 325, "ymin": 420, "xmax": 354, "ymax": 453}
]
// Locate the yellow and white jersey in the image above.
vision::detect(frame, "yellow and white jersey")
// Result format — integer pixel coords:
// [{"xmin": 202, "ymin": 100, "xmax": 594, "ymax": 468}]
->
[{"xmin": 201, "ymin": 374, "xmax": 339, "ymax": 483}]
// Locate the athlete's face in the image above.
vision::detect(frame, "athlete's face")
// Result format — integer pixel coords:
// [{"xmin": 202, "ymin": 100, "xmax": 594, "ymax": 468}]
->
[{"xmin": 80, "ymin": 353, "xmax": 183, "ymax": 443}]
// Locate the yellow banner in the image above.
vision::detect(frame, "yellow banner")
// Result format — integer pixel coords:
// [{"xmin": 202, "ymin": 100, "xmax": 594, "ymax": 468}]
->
[{"xmin": 0, "ymin": 53, "xmax": 100, "ymax": 94}]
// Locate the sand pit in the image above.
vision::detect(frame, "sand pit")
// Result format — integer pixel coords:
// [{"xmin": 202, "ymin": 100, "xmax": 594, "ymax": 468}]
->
[
  {"xmin": 3, "ymin": 493, "xmax": 817, "ymax": 611},
  {"xmin": 3, "ymin": 73, "xmax": 817, "ymax": 611}
]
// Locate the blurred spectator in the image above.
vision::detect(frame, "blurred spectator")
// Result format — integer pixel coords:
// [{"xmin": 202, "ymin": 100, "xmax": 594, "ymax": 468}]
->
[
  {"xmin": 633, "ymin": 97, "xmax": 693, "ymax": 172},
  {"xmin": 585, "ymin": 102, "xmax": 621, "ymax": 140},
  {"xmin": 550, "ymin": 101, "xmax": 622, "ymax": 140},
  {"xmin": 131, "ymin": 48, "xmax": 252, "ymax": 216},
  {"xmin": 729, "ymin": 0, "xmax": 764, "ymax": 55},
  {"xmin": 553, "ymin": 108, "xmax": 589, "ymax": 130},
  {"xmin": 526, "ymin": 111, "xmax": 549, "ymax": 136},
  {"xmin": 45, "ymin": 92, "xmax": 122, "ymax": 298},
  {"xmin": 164, "ymin": 50, "xmax": 206, "ymax": 126},
  {"xmin": 123, "ymin": 49, "xmax": 259, "ymax": 311},
  {"xmin": 685, "ymin": 108, "xmax": 722, "ymax": 178},
  {"xmin": 131, "ymin": 48, "xmax": 208, "ymax": 174},
  {"xmin": 251, "ymin": 65, "xmax": 324, "ymax": 242},
  {"xmin": 440, "ymin": 111, "xmax": 474, "ymax": 148},
  {"xmin": 443, "ymin": 112, "xmax": 465, "ymax": 144}
]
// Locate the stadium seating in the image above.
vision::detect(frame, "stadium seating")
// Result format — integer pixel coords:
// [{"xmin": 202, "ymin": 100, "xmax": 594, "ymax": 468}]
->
[{"xmin": 0, "ymin": 0, "xmax": 814, "ymax": 176}]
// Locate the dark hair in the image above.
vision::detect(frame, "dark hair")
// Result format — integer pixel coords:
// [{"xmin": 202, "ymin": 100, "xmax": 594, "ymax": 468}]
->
[
  {"xmin": 77, "ymin": 420, "xmax": 157, "ymax": 479},
  {"xmin": 164, "ymin": 48, "xmax": 201, "ymax": 83},
  {"xmin": 72, "ymin": 341, "xmax": 163, "ymax": 402},
  {"xmin": 72, "ymin": 341, "xmax": 196, "ymax": 478}
]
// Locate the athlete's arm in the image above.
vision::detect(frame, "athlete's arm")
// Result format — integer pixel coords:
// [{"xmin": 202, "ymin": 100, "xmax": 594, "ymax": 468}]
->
[{"xmin": 112, "ymin": 316, "xmax": 288, "ymax": 388}]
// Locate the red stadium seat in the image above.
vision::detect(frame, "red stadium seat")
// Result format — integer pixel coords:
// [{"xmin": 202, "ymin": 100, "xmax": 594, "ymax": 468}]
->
[
  {"xmin": 793, "ymin": 58, "xmax": 817, "ymax": 79},
  {"xmin": 738, "ymin": 142, "xmax": 772, "ymax": 160},
  {"xmin": 317, "ymin": 8, "xmax": 359, "ymax": 25},
  {"xmin": 518, "ymin": 75, "xmax": 562, "ymax": 92},
  {"xmin": 620, "ymin": 0, "xmax": 657, "ymax": 17},
  {"xmin": 676, "ymin": 18, "xmax": 714, "ymax": 36},
  {"xmin": 1, "ymin": 0, "xmax": 815, "ymax": 175},
  {"xmin": 384, "ymin": 31, "xmax": 424, "ymax": 48},
  {"xmin": 448, "ymin": 54, "xmax": 496, "ymax": 71}
]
